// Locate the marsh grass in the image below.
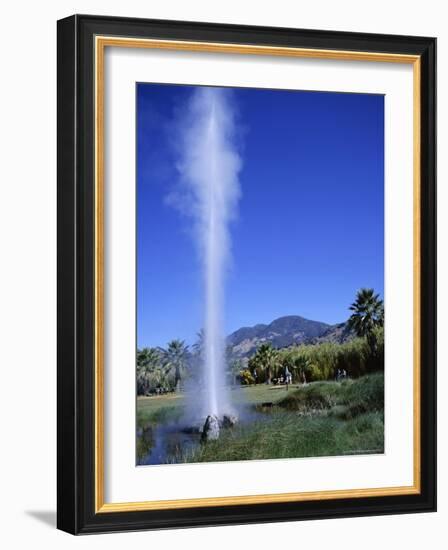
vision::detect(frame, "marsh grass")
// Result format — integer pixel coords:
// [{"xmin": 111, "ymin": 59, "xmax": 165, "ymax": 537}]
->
[
  {"xmin": 137, "ymin": 402, "xmax": 183, "ymax": 429},
  {"xmin": 182, "ymin": 374, "xmax": 384, "ymax": 463},
  {"xmin": 136, "ymin": 373, "xmax": 384, "ymax": 463},
  {"xmin": 183, "ymin": 410, "xmax": 383, "ymax": 462}
]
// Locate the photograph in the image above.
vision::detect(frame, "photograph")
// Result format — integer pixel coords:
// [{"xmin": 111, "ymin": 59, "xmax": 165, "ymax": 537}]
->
[{"xmin": 136, "ymin": 83, "xmax": 385, "ymax": 466}]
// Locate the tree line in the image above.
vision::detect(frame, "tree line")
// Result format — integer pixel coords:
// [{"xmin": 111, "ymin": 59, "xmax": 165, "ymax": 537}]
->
[
  {"xmin": 137, "ymin": 288, "xmax": 384, "ymax": 395},
  {"xmin": 244, "ymin": 288, "xmax": 384, "ymax": 385}
]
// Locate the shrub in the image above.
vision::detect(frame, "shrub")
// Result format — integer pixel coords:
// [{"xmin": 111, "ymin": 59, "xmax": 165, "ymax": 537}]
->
[
  {"xmin": 239, "ymin": 369, "xmax": 255, "ymax": 385},
  {"xmin": 269, "ymin": 328, "xmax": 384, "ymax": 383},
  {"xmin": 340, "ymin": 372, "xmax": 384, "ymax": 416},
  {"xmin": 278, "ymin": 382, "xmax": 343, "ymax": 411},
  {"xmin": 277, "ymin": 373, "xmax": 384, "ymax": 419}
]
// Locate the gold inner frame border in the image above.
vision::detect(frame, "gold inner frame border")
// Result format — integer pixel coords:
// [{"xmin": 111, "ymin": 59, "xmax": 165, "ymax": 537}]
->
[{"xmin": 94, "ymin": 36, "xmax": 421, "ymax": 513}]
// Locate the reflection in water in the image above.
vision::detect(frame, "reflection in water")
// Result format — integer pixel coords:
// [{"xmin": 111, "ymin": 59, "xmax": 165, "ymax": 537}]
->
[
  {"xmin": 137, "ymin": 423, "xmax": 202, "ymax": 465},
  {"xmin": 136, "ymin": 426, "xmax": 155, "ymax": 461}
]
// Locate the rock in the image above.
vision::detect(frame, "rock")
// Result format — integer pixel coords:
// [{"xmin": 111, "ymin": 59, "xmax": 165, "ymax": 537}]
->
[
  {"xmin": 222, "ymin": 414, "xmax": 238, "ymax": 428},
  {"xmin": 201, "ymin": 415, "xmax": 220, "ymax": 442}
]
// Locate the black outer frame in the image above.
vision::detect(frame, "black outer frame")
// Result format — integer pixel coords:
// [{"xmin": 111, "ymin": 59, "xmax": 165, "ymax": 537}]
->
[{"xmin": 57, "ymin": 14, "xmax": 436, "ymax": 535}]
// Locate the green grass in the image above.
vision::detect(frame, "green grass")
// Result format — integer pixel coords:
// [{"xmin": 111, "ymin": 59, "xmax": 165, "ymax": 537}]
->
[
  {"xmin": 277, "ymin": 381, "xmax": 344, "ymax": 411},
  {"xmin": 183, "ymin": 410, "xmax": 384, "ymax": 463},
  {"xmin": 137, "ymin": 393, "xmax": 184, "ymax": 428},
  {"xmin": 231, "ymin": 384, "xmax": 298, "ymax": 405},
  {"xmin": 136, "ymin": 374, "xmax": 384, "ymax": 463},
  {"xmin": 338, "ymin": 372, "xmax": 384, "ymax": 417},
  {"xmin": 136, "ymin": 384, "xmax": 291, "ymax": 427},
  {"xmin": 184, "ymin": 374, "xmax": 384, "ymax": 463}
]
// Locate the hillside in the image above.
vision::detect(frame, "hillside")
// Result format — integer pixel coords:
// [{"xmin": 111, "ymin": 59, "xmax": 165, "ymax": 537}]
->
[{"xmin": 227, "ymin": 315, "xmax": 352, "ymax": 358}]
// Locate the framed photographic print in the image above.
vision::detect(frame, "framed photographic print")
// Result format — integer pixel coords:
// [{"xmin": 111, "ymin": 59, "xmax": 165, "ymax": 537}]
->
[{"xmin": 57, "ymin": 15, "xmax": 436, "ymax": 534}]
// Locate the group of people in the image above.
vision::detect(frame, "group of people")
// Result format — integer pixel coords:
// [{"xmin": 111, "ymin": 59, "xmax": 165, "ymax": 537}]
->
[
  {"xmin": 258, "ymin": 366, "xmax": 348, "ymax": 386},
  {"xmin": 271, "ymin": 366, "xmax": 294, "ymax": 388}
]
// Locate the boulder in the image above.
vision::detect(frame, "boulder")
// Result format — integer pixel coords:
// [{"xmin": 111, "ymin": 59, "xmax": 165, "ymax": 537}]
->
[
  {"xmin": 222, "ymin": 414, "xmax": 238, "ymax": 428},
  {"xmin": 201, "ymin": 415, "xmax": 220, "ymax": 442}
]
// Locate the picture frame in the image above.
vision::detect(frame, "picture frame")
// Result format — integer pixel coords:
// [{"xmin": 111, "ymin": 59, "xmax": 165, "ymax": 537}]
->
[{"xmin": 57, "ymin": 14, "xmax": 436, "ymax": 534}]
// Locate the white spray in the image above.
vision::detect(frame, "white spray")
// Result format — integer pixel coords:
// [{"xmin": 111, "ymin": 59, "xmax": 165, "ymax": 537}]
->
[{"xmin": 173, "ymin": 87, "xmax": 242, "ymax": 418}]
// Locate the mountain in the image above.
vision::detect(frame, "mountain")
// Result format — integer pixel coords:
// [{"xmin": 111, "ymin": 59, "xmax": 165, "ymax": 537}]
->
[
  {"xmin": 227, "ymin": 315, "xmax": 352, "ymax": 358},
  {"xmin": 309, "ymin": 321, "xmax": 354, "ymax": 345}
]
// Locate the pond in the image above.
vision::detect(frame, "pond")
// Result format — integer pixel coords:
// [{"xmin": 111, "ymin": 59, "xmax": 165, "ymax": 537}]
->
[
  {"xmin": 137, "ymin": 422, "xmax": 202, "ymax": 465},
  {"xmin": 136, "ymin": 406, "xmax": 266, "ymax": 465}
]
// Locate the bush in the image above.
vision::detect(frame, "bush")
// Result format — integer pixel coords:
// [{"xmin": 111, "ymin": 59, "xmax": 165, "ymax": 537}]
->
[
  {"xmin": 239, "ymin": 369, "xmax": 255, "ymax": 385},
  {"xmin": 277, "ymin": 373, "xmax": 384, "ymax": 419},
  {"xmin": 270, "ymin": 328, "xmax": 384, "ymax": 383},
  {"xmin": 340, "ymin": 372, "xmax": 384, "ymax": 416},
  {"xmin": 136, "ymin": 366, "xmax": 175, "ymax": 395},
  {"xmin": 278, "ymin": 381, "xmax": 343, "ymax": 411}
]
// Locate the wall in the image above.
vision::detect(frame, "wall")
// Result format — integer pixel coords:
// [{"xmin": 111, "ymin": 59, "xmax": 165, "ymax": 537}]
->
[{"xmin": 0, "ymin": 1, "xmax": 445, "ymax": 547}]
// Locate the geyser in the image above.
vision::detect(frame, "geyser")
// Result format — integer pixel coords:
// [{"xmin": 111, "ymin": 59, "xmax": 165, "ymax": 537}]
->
[{"xmin": 174, "ymin": 87, "xmax": 242, "ymax": 421}]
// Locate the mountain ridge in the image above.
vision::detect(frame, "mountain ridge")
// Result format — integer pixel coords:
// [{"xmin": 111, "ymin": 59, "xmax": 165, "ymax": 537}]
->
[{"xmin": 227, "ymin": 314, "xmax": 352, "ymax": 358}]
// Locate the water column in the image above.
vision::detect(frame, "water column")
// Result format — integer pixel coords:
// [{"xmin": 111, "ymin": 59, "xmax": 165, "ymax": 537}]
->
[
  {"xmin": 174, "ymin": 86, "xmax": 242, "ymax": 422},
  {"xmin": 204, "ymin": 100, "xmax": 222, "ymax": 417}
]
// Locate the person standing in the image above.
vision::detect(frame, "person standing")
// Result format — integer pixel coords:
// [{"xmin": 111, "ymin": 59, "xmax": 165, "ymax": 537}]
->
[{"xmin": 284, "ymin": 366, "xmax": 292, "ymax": 390}]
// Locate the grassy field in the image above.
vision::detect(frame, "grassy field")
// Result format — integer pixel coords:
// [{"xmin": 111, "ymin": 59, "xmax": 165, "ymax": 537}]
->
[
  {"xmin": 137, "ymin": 393, "xmax": 185, "ymax": 426},
  {"xmin": 137, "ymin": 384, "xmax": 291, "ymax": 427},
  {"xmin": 136, "ymin": 373, "xmax": 384, "ymax": 464}
]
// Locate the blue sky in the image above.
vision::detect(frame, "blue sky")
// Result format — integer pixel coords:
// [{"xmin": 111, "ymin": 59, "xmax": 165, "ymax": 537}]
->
[{"xmin": 137, "ymin": 84, "xmax": 384, "ymax": 349}]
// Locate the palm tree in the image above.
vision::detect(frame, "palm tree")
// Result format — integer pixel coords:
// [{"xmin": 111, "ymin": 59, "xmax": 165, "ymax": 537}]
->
[
  {"xmin": 292, "ymin": 354, "xmax": 312, "ymax": 385},
  {"xmin": 192, "ymin": 329, "xmax": 205, "ymax": 358},
  {"xmin": 160, "ymin": 339, "xmax": 190, "ymax": 392},
  {"xmin": 249, "ymin": 343, "xmax": 277, "ymax": 384},
  {"xmin": 348, "ymin": 288, "xmax": 384, "ymax": 353},
  {"xmin": 137, "ymin": 347, "xmax": 161, "ymax": 370},
  {"xmin": 136, "ymin": 347, "xmax": 162, "ymax": 395}
]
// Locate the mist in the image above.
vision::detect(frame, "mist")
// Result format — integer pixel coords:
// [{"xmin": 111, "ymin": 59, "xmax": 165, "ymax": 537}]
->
[{"xmin": 171, "ymin": 87, "xmax": 242, "ymax": 419}]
